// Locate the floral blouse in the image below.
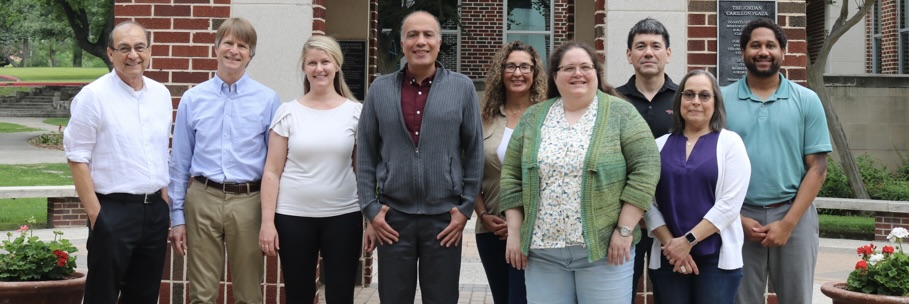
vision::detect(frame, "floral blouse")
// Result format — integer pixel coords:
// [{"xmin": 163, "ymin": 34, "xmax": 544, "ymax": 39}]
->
[{"xmin": 531, "ymin": 96, "xmax": 599, "ymax": 249}]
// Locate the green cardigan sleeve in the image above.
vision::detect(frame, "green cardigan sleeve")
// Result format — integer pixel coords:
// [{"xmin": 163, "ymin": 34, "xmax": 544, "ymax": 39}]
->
[{"xmin": 614, "ymin": 98, "xmax": 661, "ymax": 210}]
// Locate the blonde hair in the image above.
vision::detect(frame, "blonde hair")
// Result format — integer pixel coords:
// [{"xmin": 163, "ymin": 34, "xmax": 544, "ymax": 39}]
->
[{"xmin": 299, "ymin": 36, "xmax": 357, "ymax": 100}]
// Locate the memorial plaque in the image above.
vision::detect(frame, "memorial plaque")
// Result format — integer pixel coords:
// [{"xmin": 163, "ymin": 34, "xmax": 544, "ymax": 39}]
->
[
  {"xmin": 717, "ymin": 0, "xmax": 776, "ymax": 86},
  {"xmin": 339, "ymin": 40, "xmax": 367, "ymax": 101}
]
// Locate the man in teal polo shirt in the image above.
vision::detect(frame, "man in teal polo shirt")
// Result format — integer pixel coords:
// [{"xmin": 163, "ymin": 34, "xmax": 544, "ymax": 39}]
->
[{"xmin": 722, "ymin": 18, "xmax": 831, "ymax": 304}]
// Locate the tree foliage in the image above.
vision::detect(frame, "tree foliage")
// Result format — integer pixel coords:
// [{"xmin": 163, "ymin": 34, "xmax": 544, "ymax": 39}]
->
[
  {"xmin": 47, "ymin": 0, "xmax": 115, "ymax": 70},
  {"xmin": 0, "ymin": 0, "xmax": 111, "ymax": 68}
]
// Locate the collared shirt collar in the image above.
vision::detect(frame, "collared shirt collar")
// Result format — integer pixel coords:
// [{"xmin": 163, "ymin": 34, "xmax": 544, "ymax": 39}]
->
[
  {"xmin": 110, "ymin": 72, "xmax": 147, "ymax": 97},
  {"xmin": 737, "ymin": 72, "xmax": 791, "ymax": 103},
  {"xmin": 619, "ymin": 74, "xmax": 678, "ymax": 99},
  {"xmin": 402, "ymin": 62, "xmax": 441, "ymax": 86},
  {"xmin": 214, "ymin": 72, "xmax": 250, "ymax": 95}
]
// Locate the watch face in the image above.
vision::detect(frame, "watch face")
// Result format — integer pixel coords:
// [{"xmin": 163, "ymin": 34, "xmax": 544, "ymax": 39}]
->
[
  {"xmin": 686, "ymin": 232, "xmax": 697, "ymax": 243},
  {"xmin": 619, "ymin": 226, "xmax": 632, "ymax": 237}
]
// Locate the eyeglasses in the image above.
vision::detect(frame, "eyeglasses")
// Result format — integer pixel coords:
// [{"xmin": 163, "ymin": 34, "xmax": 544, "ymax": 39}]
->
[
  {"xmin": 503, "ymin": 64, "xmax": 534, "ymax": 74},
  {"xmin": 558, "ymin": 64, "xmax": 595, "ymax": 74},
  {"xmin": 682, "ymin": 91, "xmax": 713, "ymax": 101},
  {"xmin": 110, "ymin": 45, "xmax": 147, "ymax": 54}
]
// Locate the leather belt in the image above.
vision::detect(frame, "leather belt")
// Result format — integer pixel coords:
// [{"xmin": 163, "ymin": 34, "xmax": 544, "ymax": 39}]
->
[
  {"xmin": 194, "ymin": 176, "xmax": 261, "ymax": 194},
  {"xmin": 97, "ymin": 190, "xmax": 162, "ymax": 204},
  {"xmin": 763, "ymin": 198, "xmax": 794, "ymax": 209}
]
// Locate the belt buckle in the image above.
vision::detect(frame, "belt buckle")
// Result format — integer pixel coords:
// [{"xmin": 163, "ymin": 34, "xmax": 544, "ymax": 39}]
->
[
  {"xmin": 143, "ymin": 193, "xmax": 151, "ymax": 204},
  {"xmin": 222, "ymin": 182, "xmax": 228, "ymax": 193}
]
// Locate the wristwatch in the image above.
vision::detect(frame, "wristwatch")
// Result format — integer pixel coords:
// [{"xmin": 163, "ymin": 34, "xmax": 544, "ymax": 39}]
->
[
  {"xmin": 684, "ymin": 231, "xmax": 698, "ymax": 245},
  {"xmin": 616, "ymin": 225, "xmax": 632, "ymax": 237}
]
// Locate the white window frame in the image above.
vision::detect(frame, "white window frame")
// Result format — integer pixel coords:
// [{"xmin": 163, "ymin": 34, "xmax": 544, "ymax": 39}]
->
[{"xmin": 502, "ymin": 0, "xmax": 555, "ymax": 65}]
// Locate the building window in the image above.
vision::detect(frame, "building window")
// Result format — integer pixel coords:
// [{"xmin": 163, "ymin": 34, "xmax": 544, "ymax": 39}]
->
[
  {"xmin": 901, "ymin": 0, "xmax": 909, "ymax": 73},
  {"xmin": 504, "ymin": 0, "xmax": 553, "ymax": 64},
  {"xmin": 872, "ymin": 0, "xmax": 882, "ymax": 73}
]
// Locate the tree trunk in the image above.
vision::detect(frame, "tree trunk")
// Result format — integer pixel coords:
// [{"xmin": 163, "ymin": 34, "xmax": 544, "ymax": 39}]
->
[
  {"xmin": 72, "ymin": 41, "xmax": 82, "ymax": 67},
  {"xmin": 807, "ymin": 65, "xmax": 869, "ymax": 199},
  {"xmin": 48, "ymin": 43, "xmax": 56, "ymax": 67}
]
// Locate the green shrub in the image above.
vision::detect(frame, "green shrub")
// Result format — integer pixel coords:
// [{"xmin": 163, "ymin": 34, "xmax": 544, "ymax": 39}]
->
[
  {"xmin": 34, "ymin": 131, "xmax": 62, "ymax": 146},
  {"xmin": 820, "ymin": 155, "xmax": 909, "ymax": 201}
]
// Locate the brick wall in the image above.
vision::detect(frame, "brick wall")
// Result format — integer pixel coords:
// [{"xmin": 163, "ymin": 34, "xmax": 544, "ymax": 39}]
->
[
  {"xmin": 114, "ymin": 0, "xmax": 228, "ymax": 116},
  {"xmin": 459, "ymin": 1, "xmax": 504, "ymax": 80},
  {"xmin": 686, "ymin": 0, "xmax": 809, "ymax": 85},
  {"xmin": 806, "ymin": 0, "xmax": 825, "ymax": 64},
  {"xmin": 47, "ymin": 197, "xmax": 86, "ymax": 228},
  {"xmin": 875, "ymin": 212, "xmax": 909, "ymax": 241},
  {"xmin": 880, "ymin": 0, "xmax": 899, "ymax": 73}
]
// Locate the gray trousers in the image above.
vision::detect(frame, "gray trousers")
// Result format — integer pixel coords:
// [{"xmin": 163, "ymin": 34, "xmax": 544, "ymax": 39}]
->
[
  {"xmin": 377, "ymin": 208, "xmax": 462, "ymax": 304},
  {"xmin": 735, "ymin": 203, "xmax": 818, "ymax": 304}
]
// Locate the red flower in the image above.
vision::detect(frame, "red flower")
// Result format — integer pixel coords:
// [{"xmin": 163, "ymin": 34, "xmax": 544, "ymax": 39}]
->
[
  {"xmin": 53, "ymin": 250, "xmax": 69, "ymax": 267},
  {"xmin": 856, "ymin": 260, "xmax": 868, "ymax": 270},
  {"xmin": 857, "ymin": 245, "xmax": 875, "ymax": 256},
  {"xmin": 883, "ymin": 245, "xmax": 895, "ymax": 254}
]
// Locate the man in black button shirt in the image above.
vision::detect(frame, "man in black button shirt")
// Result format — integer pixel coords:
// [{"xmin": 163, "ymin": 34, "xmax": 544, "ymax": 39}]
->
[{"xmin": 616, "ymin": 17, "xmax": 677, "ymax": 303}]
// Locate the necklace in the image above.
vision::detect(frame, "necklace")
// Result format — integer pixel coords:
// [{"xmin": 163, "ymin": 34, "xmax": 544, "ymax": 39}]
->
[{"xmin": 686, "ymin": 141, "xmax": 693, "ymax": 147}]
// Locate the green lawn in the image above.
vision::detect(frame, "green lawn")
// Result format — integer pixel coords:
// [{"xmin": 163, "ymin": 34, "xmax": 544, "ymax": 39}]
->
[
  {"xmin": 0, "ymin": 67, "xmax": 107, "ymax": 82},
  {"xmin": 0, "ymin": 163, "xmax": 72, "ymax": 230},
  {"xmin": 42, "ymin": 118, "xmax": 69, "ymax": 127},
  {"xmin": 0, "ymin": 122, "xmax": 39, "ymax": 133},
  {"xmin": 0, "ymin": 87, "xmax": 32, "ymax": 96},
  {"xmin": 819, "ymin": 214, "xmax": 875, "ymax": 240}
]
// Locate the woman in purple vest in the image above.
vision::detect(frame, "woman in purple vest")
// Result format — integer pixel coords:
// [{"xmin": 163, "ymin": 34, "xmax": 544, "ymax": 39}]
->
[{"xmin": 644, "ymin": 69, "xmax": 751, "ymax": 304}]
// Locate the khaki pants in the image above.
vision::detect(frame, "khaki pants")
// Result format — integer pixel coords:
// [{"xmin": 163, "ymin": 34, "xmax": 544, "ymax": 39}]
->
[{"xmin": 185, "ymin": 181, "xmax": 264, "ymax": 304}]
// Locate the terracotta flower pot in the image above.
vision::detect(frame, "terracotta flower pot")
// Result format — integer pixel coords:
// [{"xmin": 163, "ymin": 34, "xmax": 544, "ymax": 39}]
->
[
  {"xmin": 820, "ymin": 282, "xmax": 909, "ymax": 304},
  {"xmin": 0, "ymin": 272, "xmax": 85, "ymax": 304}
]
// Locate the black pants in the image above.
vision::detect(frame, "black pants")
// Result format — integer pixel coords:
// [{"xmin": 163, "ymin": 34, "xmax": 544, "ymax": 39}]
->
[
  {"xmin": 83, "ymin": 194, "xmax": 169, "ymax": 304},
  {"xmin": 476, "ymin": 232, "xmax": 527, "ymax": 304},
  {"xmin": 275, "ymin": 211, "xmax": 363, "ymax": 304},
  {"xmin": 377, "ymin": 209, "xmax": 462, "ymax": 304}
]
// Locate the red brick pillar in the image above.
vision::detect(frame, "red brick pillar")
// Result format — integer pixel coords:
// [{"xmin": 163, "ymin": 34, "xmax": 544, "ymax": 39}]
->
[
  {"xmin": 46, "ymin": 197, "xmax": 87, "ymax": 228},
  {"xmin": 312, "ymin": 0, "xmax": 326, "ymax": 35},
  {"xmin": 875, "ymin": 212, "xmax": 909, "ymax": 241}
]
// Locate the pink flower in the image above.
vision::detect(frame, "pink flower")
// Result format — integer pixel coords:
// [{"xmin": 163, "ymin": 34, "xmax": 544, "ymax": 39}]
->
[
  {"xmin": 856, "ymin": 260, "xmax": 868, "ymax": 270},
  {"xmin": 16, "ymin": 225, "xmax": 27, "ymax": 233}
]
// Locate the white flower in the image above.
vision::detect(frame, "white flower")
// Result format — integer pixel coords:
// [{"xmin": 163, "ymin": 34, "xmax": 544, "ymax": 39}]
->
[
  {"xmin": 868, "ymin": 253, "xmax": 885, "ymax": 266},
  {"xmin": 888, "ymin": 227, "xmax": 909, "ymax": 243}
]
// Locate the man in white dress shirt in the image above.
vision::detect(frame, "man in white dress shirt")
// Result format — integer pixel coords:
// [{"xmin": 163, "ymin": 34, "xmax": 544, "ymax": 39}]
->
[{"xmin": 63, "ymin": 21, "xmax": 173, "ymax": 304}]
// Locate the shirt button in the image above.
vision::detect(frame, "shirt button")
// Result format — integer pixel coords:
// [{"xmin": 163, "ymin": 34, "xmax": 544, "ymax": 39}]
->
[
  {"xmin": 648, "ymin": 106, "xmax": 652, "ymax": 109},
  {"xmin": 418, "ymin": 91, "xmax": 422, "ymax": 95},
  {"xmin": 415, "ymin": 131, "xmax": 419, "ymax": 135},
  {"xmin": 416, "ymin": 111, "xmax": 421, "ymax": 115}
]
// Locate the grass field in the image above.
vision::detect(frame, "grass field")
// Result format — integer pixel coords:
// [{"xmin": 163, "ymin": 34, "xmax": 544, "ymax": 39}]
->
[
  {"xmin": 0, "ymin": 67, "xmax": 107, "ymax": 82},
  {"xmin": 0, "ymin": 87, "xmax": 32, "ymax": 96},
  {"xmin": 0, "ymin": 163, "xmax": 73, "ymax": 229},
  {"xmin": 0, "ymin": 122, "xmax": 39, "ymax": 133},
  {"xmin": 42, "ymin": 118, "xmax": 69, "ymax": 127},
  {"xmin": 819, "ymin": 214, "xmax": 875, "ymax": 240}
]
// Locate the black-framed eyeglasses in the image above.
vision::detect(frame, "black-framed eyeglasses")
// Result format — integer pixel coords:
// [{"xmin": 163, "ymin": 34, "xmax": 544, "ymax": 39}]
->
[
  {"xmin": 682, "ymin": 91, "xmax": 713, "ymax": 101},
  {"xmin": 558, "ymin": 64, "xmax": 595, "ymax": 74},
  {"xmin": 503, "ymin": 64, "xmax": 534, "ymax": 74},
  {"xmin": 110, "ymin": 45, "xmax": 147, "ymax": 54}
]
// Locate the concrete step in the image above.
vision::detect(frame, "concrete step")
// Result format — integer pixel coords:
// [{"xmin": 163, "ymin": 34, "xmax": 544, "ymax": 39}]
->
[{"xmin": 0, "ymin": 111, "xmax": 69, "ymax": 118}]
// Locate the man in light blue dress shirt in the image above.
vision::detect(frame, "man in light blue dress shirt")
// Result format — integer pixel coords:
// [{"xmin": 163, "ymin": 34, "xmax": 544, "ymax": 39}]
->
[{"xmin": 168, "ymin": 17, "xmax": 281, "ymax": 304}]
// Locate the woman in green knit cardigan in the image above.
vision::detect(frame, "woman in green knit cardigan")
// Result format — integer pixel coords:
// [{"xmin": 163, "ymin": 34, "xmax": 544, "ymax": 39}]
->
[{"xmin": 499, "ymin": 41, "xmax": 661, "ymax": 304}]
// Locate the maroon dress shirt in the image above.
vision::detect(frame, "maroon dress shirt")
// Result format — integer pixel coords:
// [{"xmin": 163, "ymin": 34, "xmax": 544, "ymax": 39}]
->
[{"xmin": 401, "ymin": 67, "xmax": 435, "ymax": 144}]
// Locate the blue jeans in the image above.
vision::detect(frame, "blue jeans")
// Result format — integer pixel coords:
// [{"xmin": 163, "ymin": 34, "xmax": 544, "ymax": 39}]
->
[
  {"xmin": 650, "ymin": 253, "xmax": 742, "ymax": 304},
  {"xmin": 476, "ymin": 232, "xmax": 527, "ymax": 304},
  {"xmin": 525, "ymin": 246, "xmax": 634, "ymax": 304}
]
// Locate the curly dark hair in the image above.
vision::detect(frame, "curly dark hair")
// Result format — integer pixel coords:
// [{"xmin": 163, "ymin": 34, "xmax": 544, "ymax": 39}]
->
[
  {"xmin": 546, "ymin": 41, "xmax": 621, "ymax": 99},
  {"xmin": 481, "ymin": 41, "xmax": 547, "ymax": 124}
]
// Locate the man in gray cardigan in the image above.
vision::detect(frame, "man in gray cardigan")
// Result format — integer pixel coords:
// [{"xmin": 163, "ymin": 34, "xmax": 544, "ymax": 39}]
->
[{"xmin": 357, "ymin": 10, "xmax": 484, "ymax": 304}]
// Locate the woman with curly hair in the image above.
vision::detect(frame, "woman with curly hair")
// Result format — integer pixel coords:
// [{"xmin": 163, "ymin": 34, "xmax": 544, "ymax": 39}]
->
[{"xmin": 474, "ymin": 40, "xmax": 545, "ymax": 304}]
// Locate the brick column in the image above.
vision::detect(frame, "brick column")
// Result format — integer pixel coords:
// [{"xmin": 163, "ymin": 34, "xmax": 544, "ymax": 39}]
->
[
  {"xmin": 460, "ymin": 1, "xmax": 505, "ymax": 80},
  {"xmin": 875, "ymin": 212, "xmax": 909, "ymax": 241},
  {"xmin": 880, "ymin": 0, "xmax": 899, "ymax": 73},
  {"xmin": 46, "ymin": 197, "xmax": 86, "ymax": 228},
  {"xmin": 594, "ymin": 0, "xmax": 606, "ymax": 62},
  {"xmin": 312, "ymin": 0, "xmax": 326, "ymax": 35}
]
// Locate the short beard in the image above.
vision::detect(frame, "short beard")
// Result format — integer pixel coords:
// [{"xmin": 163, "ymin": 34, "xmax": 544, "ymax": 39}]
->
[{"xmin": 745, "ymin": 59, "xmax": 780, "ymax": 78}]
